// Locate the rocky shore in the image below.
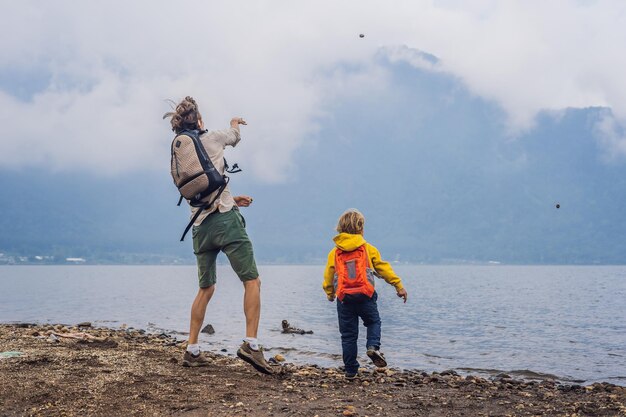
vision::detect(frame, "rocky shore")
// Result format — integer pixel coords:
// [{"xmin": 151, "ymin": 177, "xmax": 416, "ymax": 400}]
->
[{"xmin": 0, "ymin": 324, "xmax": 624, "ymax": 416}]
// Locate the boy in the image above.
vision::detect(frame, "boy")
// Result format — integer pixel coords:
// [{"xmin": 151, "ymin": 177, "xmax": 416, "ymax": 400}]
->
[{"xmin": 323, "ymin": 209, "xmax": 408, "ymax": 379}]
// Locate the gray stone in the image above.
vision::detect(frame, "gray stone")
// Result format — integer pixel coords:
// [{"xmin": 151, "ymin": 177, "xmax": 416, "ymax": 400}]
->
[
  {"xmin": 440, "ymin": 369, "xmax": 459, "ymax": 376},
  {"xmin": 281, "ymin": 320, "xmax": 313, "ymax": 334},
  {"xmin": 201, "ymin": 324, "xmax": 215, "ymax": 334}
]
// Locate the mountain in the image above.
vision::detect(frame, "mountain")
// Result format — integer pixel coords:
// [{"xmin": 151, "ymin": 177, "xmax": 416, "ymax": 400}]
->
[{"xmin": 1, "ymin": 59, "xmax": 625, "ymax": 264}]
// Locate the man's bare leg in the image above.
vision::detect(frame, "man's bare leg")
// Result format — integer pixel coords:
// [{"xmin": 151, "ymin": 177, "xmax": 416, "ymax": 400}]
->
[
  {"xmin": 243, "ymin": 278, "xmax": 261, "ymax": 338},
  {"xmin": 188, "ymin": 285, "xmax": 215, "ymax": 345},
  {"xmin": 236, "ymin": 277, "xmax": 272, "ymax": 374}
]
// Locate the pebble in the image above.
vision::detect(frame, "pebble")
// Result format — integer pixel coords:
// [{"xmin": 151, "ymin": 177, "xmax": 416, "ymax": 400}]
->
[
  {"xmin": 441, "ymin": 369, "xmax": 458, "ymax": 376},
  {"xmin": 77, "ymin": 322, "xmax": 92, "ymax": 328},
  {"xmin": 0, "ymin": 351, "xmax": 23, "ymax": 358},
  {"xmin": 343, "ymin": 405, "xmax": 356, "ymax": 416},
  {"xmin": 274, "ymin": 354, "xmax": 285, "ymax": 362}
]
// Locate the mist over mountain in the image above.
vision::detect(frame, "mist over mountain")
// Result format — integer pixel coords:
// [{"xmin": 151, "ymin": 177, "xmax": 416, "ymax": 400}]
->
[{"xmin": 2, "ymin": 60, "xmax": 625, "ymax": 264}]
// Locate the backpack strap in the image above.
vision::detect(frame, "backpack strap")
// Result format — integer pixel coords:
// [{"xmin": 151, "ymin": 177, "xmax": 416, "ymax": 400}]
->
[
  {"xmin": 224, "ymin": 158, "xmax": 242, "ymax": 174},
  {"xmin": 180, "ymin": 203, "xmax": 208, "ymax": 242},
  {"xmin": 179, "ymin": 179, "xmax": 229, "ymax": 242},
  {"xmin": 363, "ymin": 243, "xmax": 372, "ymax": 268}
]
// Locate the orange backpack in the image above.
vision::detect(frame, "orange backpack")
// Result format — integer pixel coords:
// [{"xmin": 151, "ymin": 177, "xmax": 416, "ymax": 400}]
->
[{"xmin": 334, "ymin": 244, "xmax": 375, "ymax": 301}]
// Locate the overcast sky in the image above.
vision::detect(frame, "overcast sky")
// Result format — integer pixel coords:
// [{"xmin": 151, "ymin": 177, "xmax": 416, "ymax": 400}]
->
[{"xmin": 1, "ymin": 0, "xmax": 625, "ymax": 181}]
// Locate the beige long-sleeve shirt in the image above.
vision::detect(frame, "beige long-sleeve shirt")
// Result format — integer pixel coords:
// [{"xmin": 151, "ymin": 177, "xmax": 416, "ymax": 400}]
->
[{"xmin": 190, "ymin": 127, "xmax": 241, "ymax": 226}]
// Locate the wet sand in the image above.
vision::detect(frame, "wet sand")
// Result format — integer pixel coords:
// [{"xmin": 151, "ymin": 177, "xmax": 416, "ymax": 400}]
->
[{"xmin": 0, "ymin": 324, "xmax": 624, "ymax": 416}]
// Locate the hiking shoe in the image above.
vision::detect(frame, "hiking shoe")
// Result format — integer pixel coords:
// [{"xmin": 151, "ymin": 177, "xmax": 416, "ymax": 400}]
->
[
  {"xmin": 182, "ymin": 351, "xmax": 210, "ymax": 367},
  {"xmin": 237, "ymin": 341, "xmax": 273, "ymax": 374},
  {"xmin": 366, "ymin": 348, "xmax": 387, "ymax": 368},
  {"xmin": 345, "ymin": 372, "xmax": 358, "ymax": 380}
]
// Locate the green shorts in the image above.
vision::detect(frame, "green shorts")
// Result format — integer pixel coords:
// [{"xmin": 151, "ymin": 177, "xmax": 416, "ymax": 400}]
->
[{"xmin": 192, "ymin": 207, "xmax": 259, "ymax": 288}]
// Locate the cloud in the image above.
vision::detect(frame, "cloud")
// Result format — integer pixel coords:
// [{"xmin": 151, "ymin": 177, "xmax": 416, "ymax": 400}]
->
[
  {"xmin": 595, "ymin": 111, "xmax": 626, "ymax": 161},
  {"xmin": 1, "ymin": 1, "xmax": 625, "ymax": 180}
]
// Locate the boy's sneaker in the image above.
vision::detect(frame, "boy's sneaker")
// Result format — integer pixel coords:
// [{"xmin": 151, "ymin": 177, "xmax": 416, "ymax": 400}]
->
[
  {"xmin": 366, "ymin": 347, "xmax": 387, "ymax": 368},
  {"xmin": 237, "ymin": 341, "xmax": 273, "ymax": 374},
  {"xmin": 182, "ymin": 351, "xmax": 210, "ymax": 367},
  {"xmin": 345, "ymin": 372, "xmax": 358, "ymax": 380}
]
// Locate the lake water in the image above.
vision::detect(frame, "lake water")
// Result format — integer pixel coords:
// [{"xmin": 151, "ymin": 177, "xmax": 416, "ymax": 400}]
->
[{"xmin": 0, "ymin": 265, "xmax": 624, "ymax": 386}]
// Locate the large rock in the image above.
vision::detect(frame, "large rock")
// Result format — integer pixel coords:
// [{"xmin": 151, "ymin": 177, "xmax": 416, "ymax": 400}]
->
[
  {"xmin": 281, "ymin": 320, "xmax": 313, "ymax": 334},
  {"xmin": 201, "ymin": 324, "xmax": 215, "ymax": 335}
]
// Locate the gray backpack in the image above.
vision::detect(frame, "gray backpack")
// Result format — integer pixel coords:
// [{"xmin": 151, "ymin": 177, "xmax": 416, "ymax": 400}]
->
[{"xmin": 170, "ymin": 129, "xmax": 228, "ymax": 241}]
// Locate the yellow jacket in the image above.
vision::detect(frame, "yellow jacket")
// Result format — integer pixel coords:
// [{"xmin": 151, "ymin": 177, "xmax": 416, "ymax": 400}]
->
[{"xmin": 323, "ymin": 233, "xmax": 404, "ymax": 297}]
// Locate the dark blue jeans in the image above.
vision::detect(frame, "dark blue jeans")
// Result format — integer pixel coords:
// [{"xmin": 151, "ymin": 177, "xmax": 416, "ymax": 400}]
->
[{"xmin": 336, "ymin": 291, "xmax": 381, "ymax": 374}]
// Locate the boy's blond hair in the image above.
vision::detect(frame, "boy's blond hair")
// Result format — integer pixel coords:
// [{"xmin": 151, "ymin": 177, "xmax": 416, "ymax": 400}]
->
[{"xmin": 336, "ymin": 209, "xmax": 365, "ymax": 234}]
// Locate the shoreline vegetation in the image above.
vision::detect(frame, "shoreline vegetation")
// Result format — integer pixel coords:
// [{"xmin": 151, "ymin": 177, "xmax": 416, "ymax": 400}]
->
[{"xmin": 0, "ymin": 324, "xmax": 624, "ymax": 416}]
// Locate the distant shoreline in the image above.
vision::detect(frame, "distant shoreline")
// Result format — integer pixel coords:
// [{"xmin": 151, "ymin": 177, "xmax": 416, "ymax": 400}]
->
[
  {"xmin": 3, "ymin": 262, "xmax": 626, "ymax": 266},
  {"xmin": 1, "ymin": 323, "xmax": 624, "ymax": 416}
]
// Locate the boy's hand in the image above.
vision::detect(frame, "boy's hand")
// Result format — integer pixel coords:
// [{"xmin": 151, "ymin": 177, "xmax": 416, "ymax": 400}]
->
[
  {"xmin": 327, "ymin": 294, "xmax": 336, "ymax": 302},
  {"xmin": 396, "ymin": 288, "xmax": 408, "ymax": 303}
]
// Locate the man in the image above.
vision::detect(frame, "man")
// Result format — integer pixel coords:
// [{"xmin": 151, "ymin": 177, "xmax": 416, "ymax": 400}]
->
[{"xmin": 164, "ymin": 96, "xmax": 272, "ymax": 374}]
